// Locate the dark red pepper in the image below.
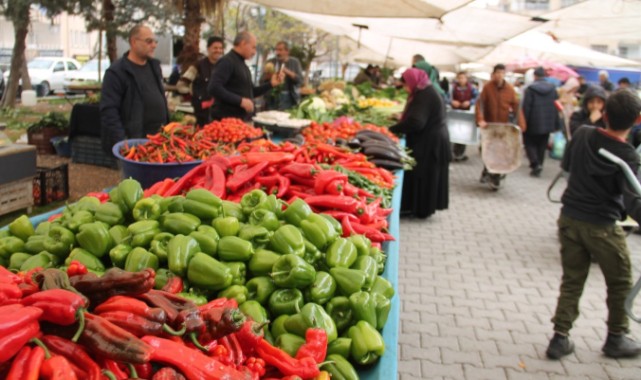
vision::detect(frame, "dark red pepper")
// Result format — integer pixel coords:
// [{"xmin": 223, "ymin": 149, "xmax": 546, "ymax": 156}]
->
[
  {"xmin": 94, "ymin": 295, "xmax": 167, "ymax": 322},
  {"xmin": 70, "ymin": 268, "xmax": 155, "ymax": 306},
  {"xmin": 79, "ymin": 313, "xmax": 153, "ymax": 364},
  {"xmin": 135, "ymin": 289, "xmax": 195, "ymax": 325},
  {"xmin": 0, "ymin": 266, "xmax": 21, "ymax": 284},
  {"xmin": 97, "ymin": 311, "xmax": 165, "ymax": 337},
  {"xmin": 40, "ymin": 335, "xmax": 101, "ymax": 380},
  {"xmin": 202, "ymin": 306, "xmax": 246, "ymax": 341}
]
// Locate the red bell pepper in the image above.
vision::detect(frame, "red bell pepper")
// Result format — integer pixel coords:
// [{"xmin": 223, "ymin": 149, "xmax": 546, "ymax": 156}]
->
[
  {"xmin": 0, "ymin": 282, "xmax": 22, "ymax": 306},
  {"xmin": 0, "ymin": 266, "xmax": 21, "ymax": 284}
]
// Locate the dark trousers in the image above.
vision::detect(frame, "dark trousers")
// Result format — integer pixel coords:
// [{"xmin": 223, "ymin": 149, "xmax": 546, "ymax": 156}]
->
[
  {"xmin": 551, "ymin": 214, "xmax": 633, "ymax": 335},
  {"xmin": 523, "ymin": 133, "xmax": 550, "ymax": 169},
  {"xmin": 452, "ymin": 143, "xmax": 467, "ymax": 159}
]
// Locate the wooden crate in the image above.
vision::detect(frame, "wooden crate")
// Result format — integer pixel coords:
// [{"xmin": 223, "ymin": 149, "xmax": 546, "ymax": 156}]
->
[{"xmin": 0, "ymin": 177, "xmax": 33, "ymax": 216}]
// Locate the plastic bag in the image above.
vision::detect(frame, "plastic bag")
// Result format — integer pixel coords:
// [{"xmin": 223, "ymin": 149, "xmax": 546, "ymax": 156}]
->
[{"xmin": 549, "ymin": 131, "xmax": 566, "ymax": 160}]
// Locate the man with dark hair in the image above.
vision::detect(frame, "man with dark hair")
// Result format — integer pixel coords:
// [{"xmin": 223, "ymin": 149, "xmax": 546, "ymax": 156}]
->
[
  {"xmin": 618, "ymin": 77, "xmax": 631, "ymax": 90},
  {"xmin": 546, "ymin": 89, "xmax": 641, "ymax": 360},
  {"xmin": 411, "ymin": 54, "xmax": 446, "ymax": 99},
  {"xmin": 265, "ymin": 40, "xmax": 303, "ymax": 110},
  {"xmin": 208, "ymin": 32, "xmax": 283, "ymax": 121},
  {"xmin": 353, "ymin": 64, "xmax": 376, "ymax": 86},
  {"xmin": 100, "ymin": 24, "xmax": 168, "ymax": 154},
  {"xmin": 450, "ymin": 71, "xmax": 478, "ymax": 161}
]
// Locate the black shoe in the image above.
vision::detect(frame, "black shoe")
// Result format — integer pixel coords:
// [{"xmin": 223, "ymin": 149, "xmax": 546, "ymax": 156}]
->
[
  {"xmin": 453, "ymin": 155, "xmax": 468, "ymax": 162},
  {"xmin": 488, "ymin": 174, "xmax": 502, "ymax": 190},
  {"xmin": 480, "ymin": 171, "xmax": 489, "ymax": 184},
  {"xmin": 530, "ymin": 166, "xmax": 542, "ymax": 177},
  {"xmin": 602, "ymin": 333, "xmax": 641, "ymax": 358},
  {"xmin": 546, "ymin": 333, "xmax": 575, "ymax": 360}
]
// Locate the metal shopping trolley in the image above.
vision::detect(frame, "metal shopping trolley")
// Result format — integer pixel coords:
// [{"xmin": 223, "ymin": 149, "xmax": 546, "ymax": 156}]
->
[{"xmin": 480, "ymin": 123, "xmax": 523, "ymax": 190}]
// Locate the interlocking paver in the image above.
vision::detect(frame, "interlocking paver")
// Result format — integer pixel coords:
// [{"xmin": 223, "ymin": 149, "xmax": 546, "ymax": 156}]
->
[{"xmin": 397, "ymin": 150, "xmax": 641, "ymax": 379}]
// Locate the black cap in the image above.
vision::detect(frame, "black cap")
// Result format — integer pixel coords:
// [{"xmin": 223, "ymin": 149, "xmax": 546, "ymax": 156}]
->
[{"xmin": 534, "ymin": 66, "xmax": 546, "ymax": 78}]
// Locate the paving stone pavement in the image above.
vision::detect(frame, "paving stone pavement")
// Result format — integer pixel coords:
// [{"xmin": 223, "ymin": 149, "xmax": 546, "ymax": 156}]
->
[{"xmin": 397, "ymin": 149, "xmax": 641, "ymax": 380}]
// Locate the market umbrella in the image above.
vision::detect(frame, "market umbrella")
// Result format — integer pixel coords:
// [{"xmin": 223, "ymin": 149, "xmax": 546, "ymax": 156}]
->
[{"xmin": 506, "ymin": 58, "xmax": 579, "ymax": 82}]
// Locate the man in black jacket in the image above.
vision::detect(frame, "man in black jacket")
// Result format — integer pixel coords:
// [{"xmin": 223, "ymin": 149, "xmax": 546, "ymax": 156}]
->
[
  {"xmin": 208, "ymin": 31, "xmax": 283, "ymax": 121},
  {"xmin": 100, "ymin": 25, "xmax": 168, "ymax": 154}
]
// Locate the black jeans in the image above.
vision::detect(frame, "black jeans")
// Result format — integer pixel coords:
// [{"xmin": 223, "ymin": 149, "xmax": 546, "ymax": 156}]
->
[{"xmin": 523, "ymin": 133, "xmax": 550, "ymax": 169}]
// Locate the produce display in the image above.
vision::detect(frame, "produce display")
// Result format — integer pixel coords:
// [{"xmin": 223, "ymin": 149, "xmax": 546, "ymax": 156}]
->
[{"xmin": 302, "ymin": 117, "xmax": 398, "ymax": 145}]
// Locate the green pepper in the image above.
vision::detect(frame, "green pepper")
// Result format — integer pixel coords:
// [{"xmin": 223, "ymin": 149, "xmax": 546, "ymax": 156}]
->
[
  {"xmin": 302, "ymin": 238, "xmax": 322, "ymax": 267},
  {"xmin": 34, "ymin": 221, "xmax": 51, "ymax": 236},
  {"xmin": 159, "ymin": 196, "xmax": 181, "ymax": 214},
  {"xmin": 73, "ymin": 196, "xmax": 101, "ymax": 213},
  {"xmin": 9, "ymin": 252, "xmax": 32, "ymax": 271},
  {"xmin": 118, "ymin": 178, "xmax": 144, "ymax": 211},
  {"xmin": 187, "ymin": 252, "xmax": 233, "ymax": 291},
  {"xmin": 109, "ymin": 244, "xmax": 132, "ymax": 268},
  {"xmin": 270, "ymin": 314, "xmax": 290, "ymax": 339},
  {"xmin": 325, "ymin": 296, "xmax": 354, "ymax": 333},
  {"xmin": 224, "ymin": 261, "xmax": 246, "ymax": 285},
  {"xmin": 177, "ymin": 291, "xmax": 208, "ymax": 306},
  {"xmin": 109, "ymin": 225, "xmax": 131, "ymax": 245},
  {"xmin": 269, "ymin": 289, "xmax": 304, "ymax": 317},
  {"xmin": 132, "ymin": 198, "xmax": 161, "ymax": 221},
  {"xmin": 149, "ymin": 232, "xmax": 174, "ymax": 262},
  {"xmin": 371, "ymin": 276, "xmax": 395, "ymax": 299},
  {"xmin": 347, "ymin": 320, "xmax": 385, "ymax": 365},
  {"xmin": 212, "ymin": 216, "xmax": 240, "ymax": 237},
  {"xmin": 271, "ymin": 254, "xmax": 316, "ymax": 289},
  {"xmin": 239, "ymin": 300, "xmax": 269, "ymax": 324},
  {"xmin": 128, "ymin": 220, "xmax": 160, "ymax": 248},
  {"xmin": 221, "ymin": 200, "xmax": 246, "ymax": 222},
  {"xmin": 349, "ymin": 291, "xmax": 377, "ymax": 327},
  {"xmin": 189, "ymin": 225, "xmax": 219, "ymax": 257},
  {"xmin": 260, "ymin": 194, "xmax": 281, "ymax": 214},
  {"xmin": 154, "ymin": 268, "xmax": 173, "ymax": 289},
  {"xmin": 369, "ymin": 246, "xmax": 386, "ymax": 274},
  {"xmin": 330, "ymin": 268, "xmax": 366, "ymax": 296},
  {"xmin": 248, "ymin": 249, "xmax": 280, "ymax": 276},
  {"xmin": 21, "ymin": 251, "xmax": 58, "ymax": 271},
  {"xmin": 109, "ymin": 186, "xmax": 129, "ymax": 213},
  {"xmin": 238, "ymin": 225, "xmax": 272, "ymax": 248},
  {"xmin": 284, "ymin": 302, "xmax": 337, "ymax": 342},
  {"xmin": 43, "ymin": 226, "xmax": 75, "ymax": 258},
  {"xmin": 24, "ymin": 235, "xmax": 46, "ymax": 254},
  {"xmin": 125, "ymin": 247, "xmax": 159, "ymax": 272},
  {"xmin": 327, "ymin": 338, "xmax": 352, "ymax": 358},
  {"xmin": 218, "ymin": 285, "xmax": 248, "ymax": 304},
  {"xmin": 218, "ymin": 236, "xmax": 254, "ymax": 262},
  {"xmin": 64, "ymin": 210, "xmax": 94, "ymax": 232},
  {"xmin": 276, "ymin": 333, "xmax": 306, "ymax": 357},
  {"xmin": 301, "ymin": 213, "xmax": 338, "ymax": 251},
  {"xmin": 326, "ymin": 238, "xmax": 357, "ymax": 268},
  {"xmin": 8, "ymin": 215, "xmax": 34, "ymax": 241},
  {"xmin": 283, "ymin": 198, "xmax": 312, "ymax": 227},
  {"xmin": 248, "ymin": 209, "xmax": 280, "ymax": 231},
  {"xmin": 94, "ymin": 202, "xmax": 125, "ymax": 226},
  {"xmin": 167, "ymin": 234, "xmax": 200, "ymax": 277},
  {"xmin": 64, "ymin": 248, "xmax": 104, "ymax": 273},
  {"xmin": 161, "ymin": 213, "xmax": 201, "ymax": 235},
  {"xmin": 304, "ymin": 271, "xmax": 336, "ymax": 305},
  {"xmin": 76, "ymin": 222, "xmax": 113, "ymax": 258},
  {"xmin": 183, "ymin": 189, "xmax": 223, "ymax": 220},
  {"xmin": 321, "ymin": 354, "xmax": 359, "ymax": 380},
  {"xmin": 246, "ymin": 276, "xmax": 276, "ymax": 305},
  {"xmin": 352, "ymin": 255, "xmax": 378, "ymax": 291},
  {"xmin": 348, "ymin": 234, "xmax": 371, "ymax": 257},
  {"xmin": 373, "ymin": 292, "xmax": 391, "ymax": 330},
  {"xmin": 0, "ymin": 230, "xmax": 9, "ymax": 239},
  {"xmin": 240, "ymin": 189, "xmax": 268, "ymax": 215},
  {"xmin": 321, "ymin": 214, "xmax": 343, "ymax": 238},
  {"xmin": 270, "ymin": 225, "xmax": 305, "ymax": 257}
]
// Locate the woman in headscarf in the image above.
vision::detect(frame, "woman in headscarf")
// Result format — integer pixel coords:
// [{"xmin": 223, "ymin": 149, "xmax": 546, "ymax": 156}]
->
[{"xmin": 390, "ymin": 68, "xmax": 451, "ymax": 219}]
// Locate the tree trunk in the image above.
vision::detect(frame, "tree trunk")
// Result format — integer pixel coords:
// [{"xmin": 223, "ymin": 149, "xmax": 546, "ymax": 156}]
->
[
  {"xmin": 180, "ymin": 0, "xmax": 202, "ymax": 63},
  {"xmin": 103, "ymin": 0, "xmax": 117, "ymax": 62},
  {"xmin": 1, "ymin": 3, "xmax": 30, "ymax": 108}
]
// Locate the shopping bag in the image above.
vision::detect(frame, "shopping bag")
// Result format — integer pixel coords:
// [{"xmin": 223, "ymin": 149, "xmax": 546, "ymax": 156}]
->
[{"xmin": 549, "ymin": 130, "xmax": 566, "ymax": 160}]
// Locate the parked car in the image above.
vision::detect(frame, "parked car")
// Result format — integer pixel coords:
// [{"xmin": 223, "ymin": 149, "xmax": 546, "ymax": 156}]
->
[
  {"xmin": 2, "ymin": 57, "xmax": 81, "ymax": 96},
  {"xmin": 63, "ymin": 59, "xmax": 110, "ymax": 92},
  {"xmin": 0, "ymin": 68, "xmax": 4, "ymax": 98}
]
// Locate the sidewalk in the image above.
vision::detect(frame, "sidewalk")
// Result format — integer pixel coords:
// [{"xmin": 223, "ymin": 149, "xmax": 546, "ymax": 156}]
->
[{"xmin": 397, "ymin": 149, "xmax": 641, "ymax": 380}]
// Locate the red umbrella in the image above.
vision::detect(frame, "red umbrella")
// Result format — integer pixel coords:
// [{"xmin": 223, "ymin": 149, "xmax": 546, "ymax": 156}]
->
[{"xmin": 506, "ymin": 58, "xmax": 578, "ymax": 82}]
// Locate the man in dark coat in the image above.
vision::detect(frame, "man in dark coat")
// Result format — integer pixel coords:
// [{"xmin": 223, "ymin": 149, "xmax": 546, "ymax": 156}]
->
[
  {"xmin": 208, "ymin": 31, "xmax": 283, "ymax": 121},
  {"xmin": 100, "ymin": 25, "xmax": 168, "ymax": 155},
  {"xmin": 521, "ymin": 67, "xmax": 561, "ymax": 177}
]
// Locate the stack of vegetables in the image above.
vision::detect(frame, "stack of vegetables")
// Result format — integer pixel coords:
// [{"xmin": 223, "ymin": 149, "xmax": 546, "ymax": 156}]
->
[
  {"xmin": 301, "ymin": 118, "xmax": 398, "ymax": 145},
  {"xmin": 0, "ymin": 177, "xmax": 396, "ymax": 379}
]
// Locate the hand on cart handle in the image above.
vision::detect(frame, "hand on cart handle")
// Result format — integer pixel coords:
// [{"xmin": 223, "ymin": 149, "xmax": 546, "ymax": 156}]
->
[{"xmin": 478, "ymin": 120, "xmax": 487, "ymax": 129}]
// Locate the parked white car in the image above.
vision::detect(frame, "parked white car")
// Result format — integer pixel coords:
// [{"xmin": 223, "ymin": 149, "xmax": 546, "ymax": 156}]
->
[
  {"xmin": 63, "ymin": 59, "xmax": 110, "ymax": 92},
  {"xmin": 2, "ymin": 57, "xmax": 81, "ymax": 96}
]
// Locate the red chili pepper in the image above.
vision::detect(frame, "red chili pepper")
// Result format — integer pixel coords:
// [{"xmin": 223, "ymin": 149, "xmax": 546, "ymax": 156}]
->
[
  {"xmin": 95, "ymin": 295, "xmax": 166, "ymax": 320},
  {"xmin": 341, "ymin": 215, "xmax": 356, "ymax": 237},
  {"xmin": 144, "ymin": 180, "xmax": 165, "ymax": 197},
  {"xmin": 164, "ymin": 164, "xmax": 209, "ymax": 196},
  {"xmin": 294, "ymin": 328, "xmax": 327, "ymax": 364},
  {"xmin": 208, "ymin": 162, "xmax": 227, "ymax": 198},
  {"xmin": 233, "ymin": 320, "xmax": 267, "ymax": 357},
  {"xmin": 101, "ymin": 359, "xmax": 128, "ymax": 380},
  {"xmin": 255, "ymin": 338, "xmax": 320, "ymax": 378},
  {"xmin": 151, "ymin": 367, "xmax": 187, "ymax": 380},
  {"xmin": 241, "ymin": 152, "xmax": 295, "ymax": 166},
  {"xmin": 6, "ymin": 345, "xmax": 45, "ymax": 380},
  {"xmin": 350, "ymin": 222, "xmax": 395, "ymax": 242},
  {"xmin": 0, "ymin": 282, "xmax": 22, "ymax": 306},
  {"xmin": 40, "ymin": 335, "xmax": 101, "ymax": 380},
  {"xmin": 227, "ymin": 161, "xmax": 269, "ymax": 193},
  {"xmin": 314, "ymin": 170, "xmax": 348, "ymax": 195},
  {"xmin": 161, "ymin": 275, "xmax": 184, "ymax": 294},
  {"xmin": 305, "ymin": 195, "xmax": 365, "ymax": 215},
  {"xmin": 198, "ymin": 297, "xmax": 238, "ymax": 314},
  {"xmin": 135, "ymin": 289, "xmax": 195, "ymax": 325},
  {"xmin": 0, "ymin": 320, "xmax": 39, "ymax": 363},
  {"xmin": 281, "ymin": 162, "xmax": 318, "ymax": 179}
]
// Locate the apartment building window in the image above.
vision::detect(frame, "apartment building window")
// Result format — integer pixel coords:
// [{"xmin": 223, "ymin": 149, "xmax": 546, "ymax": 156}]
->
[
  {"xmin": 619, "ymin": 46, "xmax": 628, "ymax": 58},
  {"xmin": 591, "ymin": 44, "xmax": 608, "ymax": 54},
  {"xmin": 524, "ymin": 0, "xmax": 549, "ymax": 10}
]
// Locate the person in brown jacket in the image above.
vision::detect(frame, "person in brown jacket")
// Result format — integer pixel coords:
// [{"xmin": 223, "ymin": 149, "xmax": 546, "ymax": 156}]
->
[{"xmin": 475, "ymin": 63, "xmax": 520, "ymax": 187}]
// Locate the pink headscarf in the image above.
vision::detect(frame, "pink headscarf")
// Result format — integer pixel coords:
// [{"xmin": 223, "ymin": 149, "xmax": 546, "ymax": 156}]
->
[{"xmin": 402, "ymin": 68, "xmax": 431, "ymax": 94}]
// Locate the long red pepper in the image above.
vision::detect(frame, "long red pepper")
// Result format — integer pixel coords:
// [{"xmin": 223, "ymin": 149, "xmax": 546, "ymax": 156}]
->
[
  {"xmin": 94, "ymin": 295, "xmax": 167, "ymax": 322},
  {"xmin": 0, "ymin": 282, "xmax": 22, "ymax": 306},
  {"xmin": 304, "ymin": 195, "xmax": 365, "ymax": 215},
  {"xmin": 79, "ymin": 313, "xmax": 152, "ymax": 364},
  {"xmin": 6, "ymin": 346, "xmax": 36, "ymax": 380},
  {"xmin": 255, "ymin": 338, "xmax": 320, "ymax": 378},
  {"xmin": 294, "ymin": 328, "xmax": 327, "ymax": 363},
  {"xmin": 227, "ymin": 161, "xmax": 269, "ymax": 192},
  {"xmin": 31, "ymin": 339, "xmax": 79, "ymax": 380},
  {"xmin": 0, "ymin": 266, "xmax": 21, "ymax": 284},
  {"xmin": 101, "ymin": 359, "xmax": 128, "ymax": 380},
  {"xmin": 98, "ymin": 310, "xmax": 165, "ymax": 337},
  {"xmin": 0, "ymin": 321, "xmax": 39, "ymax": 363},
  {"xmin": 41, "ymin": 335, "xmax": 101, "ymax": 380}
]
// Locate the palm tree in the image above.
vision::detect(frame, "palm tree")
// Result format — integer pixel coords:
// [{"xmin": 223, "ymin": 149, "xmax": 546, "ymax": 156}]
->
[{"xmin": 173, "ymin": 0, "xmax": 226, "ymax": 65}]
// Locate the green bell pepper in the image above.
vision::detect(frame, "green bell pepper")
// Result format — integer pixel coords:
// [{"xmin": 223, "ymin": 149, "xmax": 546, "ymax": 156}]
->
[
  {"xmin": 330, "ymin": 267, "xmax": 367, "ymax": 296},
  {"xmin": 269, "ymin": 289, "xmax": 304, "ymax": 316},
  {"xmin": 224, "ymin": 261, "xmax": 246, "ymax": 285},
  {"xmin": 34, "ymin": 221, "xmax": 51, "ymax": 236},
  {"xmin": 189, "ymin": 225, "xmax": 219, "ymax": 257},
  {"xmin": 109, "ymin": 244, "xmax": 132, "ymax": 268},
  {"xmin": 218, "ymin": 285, "xmax": 248, "ymax": 304},
  {"xmin": 8, "ymin": 215, "xmax": 35, "ymax": 241},
  {"xmin": 349, "ymin": 291, "xmax": 377, "ymax": 327},
  {"xmin": 212, "ymin": 216, "xmax": 240, "ymax": 237},
  {"xmin": 270, "ymin": 225, "xmax": 305, "ymax": 257},
  {"xmin": 154, "ymin": 268, "xmax": 174, "ymax": 290},
  {"xmin": 326, "ymin": 238, "xmax": 357, "ymax": 268},
  {"xmin": 64, "ymin": 210, "xmax": 94, "ymax": 232},
  {"xmin": 132, "ymin": 198, "xmax": 161, "ymax": 221},
  {"xmin": 248, "ymin": 209, "xmax": 281, "ymax": 231},
  {"xmin": 187, "ymin": 252, "xmax": 233, "ymax": 291},
  {"xmin": 248, "ymin": 248, "xmax": 280, "ymax": 276},
  {"xmin": 76, "ymin": 222, "xmax": 113, "ymax": 258},
  {"xmin": 109, "ymin": 186, "xmax": 129, "ymax": 213},
  {"xmin": 239, "ymin": 300, "xmax": 269, "ymax": 324},
  {"xmin": 9, "ymin": 252, "xmax": 32, "ymax": 271},
  {"xmin": 161, "ymin": 213, "xmax": 201, "ymax": 235},
  {"xmin": 109, "ymin": 225, "xmax": 131, "ymax": 245},
  {"xmin": 23, "ymin": 235, "xmax": 46, "ymax": 254},
  {"xmin": 270, "ymin": 314, "xmax": 290, "ymax": 339},
  {"xmin": 371, "ymin": 276, "xmax": 395, "ymax": 299},
  {"xmin": 284, "ymin": 302, "xmax": 337, "ymax": 342},
  {"xmin": 0, "ymin": 236, "xmax": 25, "ymax": 259},
  {"xmin": 276, "ymin": 333, "xmax": 306, "ymax": 357},
  {"xmin": 183, "ymin": 189, "xmax": 223, "ymax": 220},
  {"xmin": 159, "ymin": 196, "xmax": 182, "ymax": 214},
  {"xmin": 271, "ymin": 254, "xmax": 316, "ymax": 289},
  {"xmin": 327, "ymin": 338, "xmax": 352, "ymax": 358},
  {"xmin": 124, "ymin": 247, "xmax": 159, "ymax": 272},
  {"xmin": 352, "ymin": 255, "xmax": 378, "ymax": 291},
  {"xmin": 43, "ymin": 226, "xmax": 75, "ymax": 258},
  {"xmin": 240, "ymin": 189, "xmax": 268, "ymax": 215},
  {"xmin": 149, "ymin": 232, "xmax": 174, "ymax": 262},
  {"xmin": 238, "ymin": 225, "xmax": 272, "ymax": 249},
  {"xmin": 373, "ymin": 292, "xmax": 391, "ymax": 330},
  {"xmin": 347, "ymin": 320, "xmax": 385, "ymax": 365},
  {"xmin": 73, "ymin": 196, "xmax": 101, "ymax": 213},
  {"xmin": 221, "ymin": 200, "xmax": 246, "ymax": 222},
  {"xmin": 282, "ymin": 198, "xmax": 312, "ymax": 227},
  {"xmin": 118, "ymin": 178, "xmax": 144, "ymax": 211},
  {"xmin": 304, "ymin": 271, "xmax": 336, "ymax": 305},
  {"xmin": 64, "ymin": 248, "xmax": 104, "ymax": 273},
  {"xmin": 94, "ymin": 202, "xmax": 125, "ymax": 226},
  {"xmin": 177, "ymin": 291, "xmax": 208, "ymax": 306},
  {"xmin": 302, "ymin": 238, "xmax": 322, "ymax": 267},
  {"xmin": 0, "ymin": 230, "xmax": 9, "ymax": 239},
  {"xmin": 21, "ymin": 251, "xmax": 58, "ymax": 271},
  {"xmin": 321, "ymin": 214, "xmax": 343, "ymax": 238},
  {"xmin": 127, "ymin": 220, "xmax": 160, "ymax": 248},
  {"xmin": 325, "ymin": 296, "xmax": 354, "ymax": 333},
  {"xmin": 348, "ymin": 234, "xmax": 371, "ymax": 257},
  {"xmin": 300, "ymin": 213, "xmax": 338, "ymax": 251},
  {"xmin": 218, "ymin": 236, "xmax": 254, "ymax": 262},
  {"xmin": 167, "ymin": 234, "xmax": 200, "ymax": 277},
  {"xmin": 321, "ymin": 354, "xmax": 359, "ymax": 380},
  {"xmin": 369, "ymin": 246, "xmax": 386, "ymax": 274},
  {"xmin": 246, "ymin": 276, "xmax": 276, "ymax": 305}
]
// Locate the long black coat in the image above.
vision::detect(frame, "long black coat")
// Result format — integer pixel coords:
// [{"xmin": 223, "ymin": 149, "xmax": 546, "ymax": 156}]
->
[{"xmin": 521, "ymin": 79, "xmax": 560, "ymax": 135}]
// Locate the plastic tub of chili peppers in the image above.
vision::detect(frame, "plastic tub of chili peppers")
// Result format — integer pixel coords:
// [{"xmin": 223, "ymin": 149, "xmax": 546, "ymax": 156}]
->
[{"xmin": 112, "ymin": 139, "xmax": 203, "ymax": 189}]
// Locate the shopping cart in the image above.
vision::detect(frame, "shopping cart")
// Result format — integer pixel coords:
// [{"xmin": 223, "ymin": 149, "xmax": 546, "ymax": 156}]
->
[{"xmin": 480, "ymin": 123, "xmax": 522, "ymax": 190}]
